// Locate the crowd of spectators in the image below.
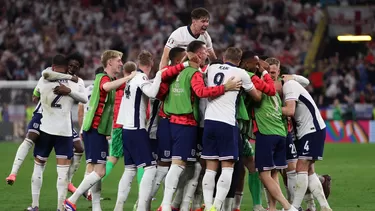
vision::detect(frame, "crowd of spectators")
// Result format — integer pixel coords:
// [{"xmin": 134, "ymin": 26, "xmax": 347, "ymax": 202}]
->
[{"xmin": 0, "ymin": 0, "xmax": 319, "ymax": 80}]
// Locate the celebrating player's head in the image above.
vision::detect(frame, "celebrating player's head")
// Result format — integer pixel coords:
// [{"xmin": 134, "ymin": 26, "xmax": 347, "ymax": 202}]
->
[
  {"xmin": 101, "ymin": 50, "xmax": 123, "ymax": 77},
  {"xmin": 123, "ymin": 61, "xmax": 137, "ymax": 75},
  {"xmin": 191, "ymin": 8, "xmax": 210, "ymax": 35},
  {"xmin": 187, "ymin": 40, "xmax": 207, "ymax": 66},
  {"xmin": 66, "ymin": 53, "xmax": 84, "ymax": 75},
  {"xmin": 240, "ymin": 50, "xmax": 259, "ymax": 73},
  {"xmin": 223, "ymin": 47, "xmax": 242, "ymax": 66},
  {"xmin": 169, "ymin": 47, "xmax": 186, "ymax": 65},
  {"xmin": 265, "ymin": 57, "xmax": 280, "ymax": 81},
  {"xmin": 137, "ymin": 50, "xmax": 153, "ymax": 75},
  {"xmin": 52, "ymin": 54, "xmax": 68, "ymax": 74}
]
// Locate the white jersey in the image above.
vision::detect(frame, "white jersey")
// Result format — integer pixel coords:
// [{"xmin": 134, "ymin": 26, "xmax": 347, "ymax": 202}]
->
[
  {"xmin": 204, "ymin": 63, "xmax": 254, "ymax": 126},
  {"xmin": 283, "ymin": 80, "xmax": 326, "ymax": 139},
  {"xmin": 146, "ymin": 98, "xmax": 161, "ymax": 139},
  {"xmin": 82, "ymin": 84, "xmax": 94, "ymax": 115},
  {"xmin": 36, "ymin": 78, "xmax": 85, "ymax": 137},
  {"xmin": 117, "ymin": 71, "xmax": 162, "ymax": 130},
  {"xmin": 166, "ymin": 26, "xmax": 213, "ymax": 50}
]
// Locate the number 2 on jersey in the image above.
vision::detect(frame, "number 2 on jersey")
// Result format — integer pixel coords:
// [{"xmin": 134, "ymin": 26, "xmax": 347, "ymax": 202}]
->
[
  {"xmin": 51, "ymin": 95, "xmax": 63, "ymax": 108},
  {"xmin": 213, "ymin": 72, "xmax": 224, "ymax": 86}
]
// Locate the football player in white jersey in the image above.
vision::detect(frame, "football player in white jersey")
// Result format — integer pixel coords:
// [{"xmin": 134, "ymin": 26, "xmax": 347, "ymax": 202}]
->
[
  {"xmin": 32, "ymin": 55, "xmax": 88, "ymax": 211},
  {"xmin": 114, "ymin": 50, "xmax": 163, "ymax": 211},
  {"xmin": 282, "ymin": 78, "xmax": 332, "ymax": 211},
  {"xmin": 6, "ymin": 56, "xmax": 79, "ymax": 188},
  {"xmin": 160, "ymin": 7, "xmax": 216, "ymax": 69},
  {"xmin": 201, "ymin": 47, "xmax": 263, "ymax": 211}
]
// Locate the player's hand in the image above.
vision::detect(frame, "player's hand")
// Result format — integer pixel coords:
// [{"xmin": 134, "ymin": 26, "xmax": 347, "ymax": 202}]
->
[
  {"xmin": 32, "ymin": 96, "xmax": 40, "ymax": 103},
  {"xmin": 106, "ymin": 136, "xmax": 111, "ymax": 140},
  {"xmin": 159, "ymin": 67, "xmax": 168, "ymax": 73},
  {"xmin": 224, "ymin": 76, "xmax": 242, "ymax": 91},
  {"xmin": 71, "ymin": 75, "xmax": 79, "ymax": 83},
  {"xmin": 128, "ymin": 71, "xmax": 137, "ymax": 80},
  {"xmin": 54, "ymin": 82, "xmax": 71, "ymax": 95},
  {"xmin": 259, "ymin": 60, "xmax": 270, "ymax": 71},
  {"xmin": 281, "ymin": 74, "xmax": 294, "ymax": 82}
]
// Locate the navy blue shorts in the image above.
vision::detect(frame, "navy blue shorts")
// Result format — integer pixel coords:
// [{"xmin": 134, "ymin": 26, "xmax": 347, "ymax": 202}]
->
[
  {"xmin": 196, "ymin": 127, "xmax": 204, "ymax": 157},
  {"xmin": 83, "ymin": 129, "xmax": 108, "ymax": 164},
  {"xmin": 286, "ymin": 133, "xmax": 298, "ymax": 162},
  {"xmin": 156, "ymin": 118, "xmax": 172, "ymax": 162},
  {"xmin": 150, "ymin": 138, "xmax": 158, "ymax": 161},
  {"xmin": 170, "ymin": 123, "xmax": 197, "ymax": 162},
  {"xmin": 27, "ymin": 113, "xmax": 42, "ymax": 135},
  {"xmin": 255, "ymin": 132, "xmax": 287, "ymax": 172},
  {"xmin": 72, "ymin": 128, "xmax": 80, "ymax": 142},
  {"xmin": 123, "ymin": 128, "xmax": 156, "ymax": 167},
  {"xmin": 34, "ymin": 131, "xmax": 73, "ymax": 161},
  {"xmin": 297, "ymin": 128, "xmax": 326, "ymax": 161},
  {"xmin": 201, "ymin": 120, "xmax": 239, "ymax": 161}
]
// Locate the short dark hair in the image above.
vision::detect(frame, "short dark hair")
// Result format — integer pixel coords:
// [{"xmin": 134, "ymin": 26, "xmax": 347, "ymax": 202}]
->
[
  {"xmin": 66, "ymin": 52, "xmax": 85, "ymax": 68},
  {"xmin": 95, "ymin": 66, "xmax": 104, "ymax": 75},
  {"xmin": 52, "ymin": 54, "xmax": 68, "ymax": 66},
  {"xmin": 169, "ymin": 47, "xmax": 186, "ymax": 62},
  {"xmin": 191, "ymin": 8, "xmax": 210, "ymax": 20},
  {"xmin": 241, "ymin": 51, "xmax": 257, "ymax": 61},
  {"xmin": 187, "ymin": 40, "xmax": 206, "ymax": 53}
]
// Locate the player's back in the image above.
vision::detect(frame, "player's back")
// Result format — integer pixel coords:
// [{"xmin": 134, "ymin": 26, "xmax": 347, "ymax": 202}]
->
[
  {"xmin": 205, "ymin": 63, "xmax": 244, "ymax": 126},
  {"xmin": 38, "ymin": 79, "xmax": 77, "ymax": 136},
  {"xmin": 117, "ymin": 72, "xmax": 149, "ymax": 130},
  {"xmin": 283, "ymin": 80, "xmax": 326, "ymax": 138}
]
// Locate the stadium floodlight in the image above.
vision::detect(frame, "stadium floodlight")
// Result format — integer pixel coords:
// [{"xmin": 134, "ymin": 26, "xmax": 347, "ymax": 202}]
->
[{"xmin": 337, "ymin": 35, "xmax": 372, "ymax": 42}]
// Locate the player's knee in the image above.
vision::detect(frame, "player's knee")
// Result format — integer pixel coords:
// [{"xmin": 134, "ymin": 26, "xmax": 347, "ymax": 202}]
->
[
  {"xmin": 34, "ymin": 157, "xmax": 46, "ymax": 164},
  {"xmin": 94, "ymin": 164, "xmax": 106, "ymax": 178},
  {"xmin": 73, "ymin": 142, "xmax": 84, "ymax": 153},
  {"xmin": 157, "ymin": 160, "xmax": 171, "ymax": 167},
  {"xmin": 172, "ymin": 159, "xmax": 186, "ymax": 166},
  {"xmin": 296, "ymin": 159, "xmax": 310, "ymax": 172},
  {"xmin": 27, "ymin": 132, "xmax": 39, "ymax": 143}
]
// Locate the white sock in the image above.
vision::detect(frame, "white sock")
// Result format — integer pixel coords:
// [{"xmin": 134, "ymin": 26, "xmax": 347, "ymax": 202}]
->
[
  {"xmin": 308, "ymin": 173, "xmax": 330, "ymax": 209},
  {"xmin": 213, "ymin": 167, "xmax": 234, "ymax": 210},
  {"xmin": 202, "ymin": 169, "xmax": 217, "ymax": 209},
  {"xmin": 181, "ymin": 162, "xmax": 202, "ymax": 211},
  {"xmin": 192, "ymin": 174, "xmax": 204, "ymax": 210},
  {"xmin": 304, "ymin": 193, "xmax": 315, "ymax": 209},
  {"xmin": 114, "ymin": 168, "xmax": 136, "ymax": 211},
  {"xmin": 172, "ymin": 167, "xmax": 190, "ymax": 208},
  {"xmin": 68, "ymin": 153, "xmax": 83, "ymax": 182},
  {"xmin": 292, "ymin": 172, "xmax": 308, "ymax": 208},
  {"xmin": 138, "ymin": 166, "xmax": 157, "ymax": 211},
  {"xmin": 162, "ymin": 164, "xmax": 185, "ymax": 207},
  {"xmin": 233, "ymin": 192, "xmax": 243, "ymax": 209},
  {"xmin": 31, "ymin": 161, "xmax": 45, "ymax": 207},
  {"xmin": 222, "ymin": 198, "xmax": 234, "ymax": 211},
  {"xmin": 11, "ymin": 138, "xmax": 33, "ymax": 175},
  {"xmin": 150, "ymin": 165, "xmax": 169, "ymax": 199},
  {"xmin": 287, "ymin": 170, "xmax": 297, "ymax": 202},
  {"xmin": 57, "ymin": 165, "xmax": 69, "ymax": 210},
  {"xmin": 91, "ymin": 179, "xmax": 102, "ymax": 211},
  {"xmin": 68, "ymin": 171, "xmax": 101, "ymax": 204}
]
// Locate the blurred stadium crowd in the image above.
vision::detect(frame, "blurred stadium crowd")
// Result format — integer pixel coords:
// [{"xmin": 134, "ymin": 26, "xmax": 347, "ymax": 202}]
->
[{"xmin": 0, "ymin": 0, "xmax": 374, "ymax": 108}]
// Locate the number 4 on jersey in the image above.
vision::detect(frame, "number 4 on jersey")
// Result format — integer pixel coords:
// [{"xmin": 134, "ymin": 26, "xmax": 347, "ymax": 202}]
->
[{"xmin": 51, "ymin": 95, "xmax": 63, "ymax": 108}]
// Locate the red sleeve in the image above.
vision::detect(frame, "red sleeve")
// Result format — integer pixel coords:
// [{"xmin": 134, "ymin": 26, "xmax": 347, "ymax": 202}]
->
[
  {"xmin": 251, "ymin": 74, "xmax": 276, "ymax": 96},
  {"xmin": 116, "ymin": 82, "xmax": 126, "ymax": 91},
  {"xmin": 156, "ymin": 82, "xmax": 170, "ymax": 100},
  {"xmin": 191, "ymin": 72, "xmax": 225, "ymax": 98},
  {"xmin": 161, "ymin": 63, "xmax": 185, "ymax": 82},
  {"xmin": 99, "ymin": 76, "xmax": 111, "ymax": 92}
]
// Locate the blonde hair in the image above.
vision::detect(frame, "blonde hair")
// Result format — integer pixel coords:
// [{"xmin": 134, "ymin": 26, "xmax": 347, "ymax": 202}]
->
[
  {"xmin": 101, "ymin": 50, "xmax": 123, "ymax": 67},
  {"xmin": 123, "ymin": 61, "xmax": 137, "ymax": 74},
  {"xmin": 265, "ymin": 57, "xmax": 280, "ymax": 68}
]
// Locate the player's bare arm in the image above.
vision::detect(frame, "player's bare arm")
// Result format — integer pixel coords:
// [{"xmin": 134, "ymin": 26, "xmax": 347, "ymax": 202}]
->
[
  {"xmin": 282, "ymin": 100, "xmax": 296, "ymax": 116},
  {"xmin": 42, "ymin": 68, "xmax": 78, "ymax": 82},
  {"xmin": 53, "ymin": 82, "xmax": 88, "ymax": 103},
  {"xmin": 140, "ymin": 71, "xmax": 164, "ymax": 98},
  {"xmin": 102, "ymin": 71, "xmax": 136, "ymax": 92},
  {"xmin": 159, "ymin": 47, "xmax": 171, "ymax": 69},
  {"xmin": 207, "ymin": 48, "xmax": 217, "ymax": 61},
  {"xmin": 282, "ymin": 74, "xmax": 310, "ymax": 87}
]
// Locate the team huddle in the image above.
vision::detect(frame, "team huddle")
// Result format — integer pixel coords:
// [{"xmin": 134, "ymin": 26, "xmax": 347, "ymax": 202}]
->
[{"xmin": 5, "ymin": 7, "xmax": 332, "ymax": 211}]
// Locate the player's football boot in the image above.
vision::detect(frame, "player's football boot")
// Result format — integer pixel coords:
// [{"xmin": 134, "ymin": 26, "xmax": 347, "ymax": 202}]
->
[
  {"xmin": 233, "ymin": 208, "xmax": 240, "ymax": 211},
  {"xmin": 6, "ymin": 174, "xmax": 16, "ymax": 185},
  {"xmin": 82, "ymin": 190, "xmax": 92, "ymax": 201},
  {"xmin": 26, "ymin": 206, "xmax": 39, "ymax": 211},
  {"xmin": 321, "ymin": 174, "xmax": 331, "ymax": 199},
  {"xmin": 64, "ymin": 199, "xmax": 76, "ymax": 211},
  {"xmin": 208, "ymin": 205, "xmax": 217, "ymax": 211},
  {"xmin": 253, "ymin": 205, "xmax": 267, "ymax": 211}
]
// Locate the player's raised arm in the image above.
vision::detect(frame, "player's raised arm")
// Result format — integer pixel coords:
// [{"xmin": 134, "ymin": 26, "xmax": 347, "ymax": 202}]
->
[
  {"xmin": 42, "ymin": 67, "xmax": 78, "ymax": 82},
  {"xmin": 102, "ymin": 71, "xmax": 136, "ymax": 92},
  {"xmin": 240, "ymin": 69, "xmax": 262, "ymax": 102},
  {"xmin": 281, "ymin": 80, "xmax": 299, "ymax": 116},
  {"xmin": 282, "ymin": 74, "xmax": 310, "ymax": 87},
  {"xmin": 140, "ymin": 71, "xmax": 163, "ymax": 98}
]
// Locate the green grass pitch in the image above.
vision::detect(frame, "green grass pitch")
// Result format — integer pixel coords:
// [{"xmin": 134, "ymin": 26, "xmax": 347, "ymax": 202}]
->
[{"xmin": 0, "ymin": 142, "xmax": 374, "ymax": 211}]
